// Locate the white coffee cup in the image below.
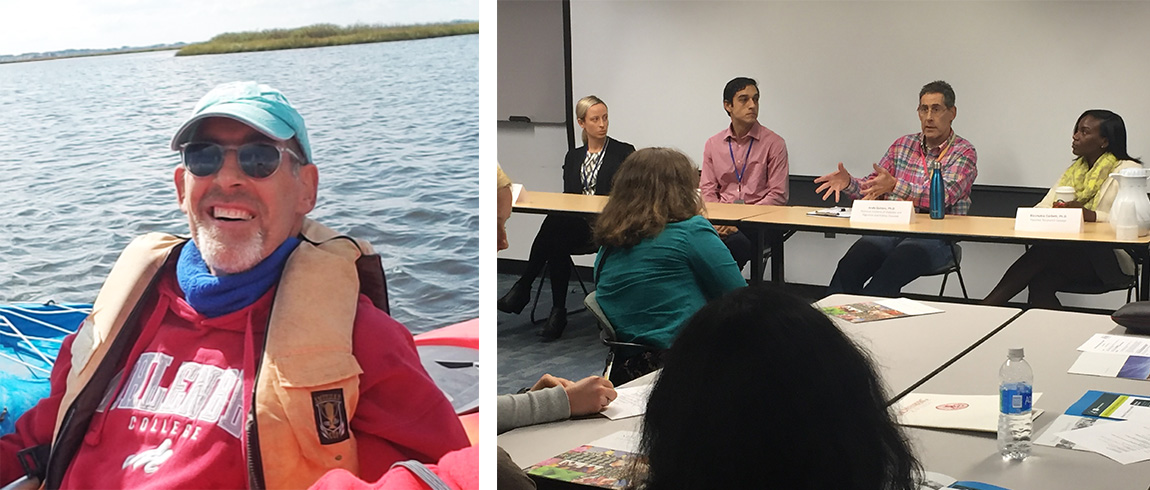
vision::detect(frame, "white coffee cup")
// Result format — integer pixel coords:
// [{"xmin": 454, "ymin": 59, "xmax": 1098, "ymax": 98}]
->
[{"xmin": 1054, "ymin": 186, "xmax": 1076, "ymax": 203}]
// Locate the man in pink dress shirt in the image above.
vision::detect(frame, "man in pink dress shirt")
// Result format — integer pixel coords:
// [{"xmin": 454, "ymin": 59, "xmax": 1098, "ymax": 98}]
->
[{"xmin": 700, "ymin": 77, "xmax": 790, "ymax": 270}]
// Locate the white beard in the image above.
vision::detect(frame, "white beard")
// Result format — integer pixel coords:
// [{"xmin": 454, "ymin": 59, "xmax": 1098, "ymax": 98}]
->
[{"xmin": 193, "ymin": 224, "xmax": 266, "ymax": 275}]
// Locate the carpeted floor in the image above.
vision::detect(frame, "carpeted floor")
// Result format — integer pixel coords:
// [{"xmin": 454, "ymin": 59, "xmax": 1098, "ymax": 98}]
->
[{"xmin": 496, "ymin": 272, "xmax": 607, "ymax": 395}]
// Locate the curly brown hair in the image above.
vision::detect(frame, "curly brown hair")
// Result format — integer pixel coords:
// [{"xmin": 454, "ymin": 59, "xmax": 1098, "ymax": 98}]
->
[{"xmin": 594, "ymin": 148, "xmax": 703, "ymax": 248}]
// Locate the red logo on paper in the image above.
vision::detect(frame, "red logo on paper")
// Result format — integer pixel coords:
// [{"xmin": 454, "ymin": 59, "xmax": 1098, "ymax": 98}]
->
[{"xmin": 936, "ymin": 403, "xmax": 969, "ymax": 411}]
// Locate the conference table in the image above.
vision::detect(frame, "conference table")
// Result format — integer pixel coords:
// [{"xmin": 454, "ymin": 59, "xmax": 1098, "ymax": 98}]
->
[
  {"xmin": 511, "ymin": 191, "xmax": 784, "ymax": 280},
  {"xmin": 817, "ymin": 294, "xmax": 1020, "ymax": 403},
  {"xmin": 898, "ymin": 308, "xmax": 1150, "ymax": 489},
  {"xmin": 745, "ymin": 206, "xmax": 1150, "ymax": 299},
  {"xmin": 512, "ymin": 190, "xmax": 775, "ymax": 223},
  {"xmin": 499, "ymin": 296, "xmax": 1026, "ymax": 488},
  {"xmin": 511, "ymin": 192, "xmax": 1150, "ymax": 298}
]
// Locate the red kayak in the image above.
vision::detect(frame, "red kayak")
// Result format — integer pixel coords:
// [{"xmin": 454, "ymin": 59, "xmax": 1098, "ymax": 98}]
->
[{"xmin": 412, "ymin": 318, "xmax": 479, "ymax": 444}]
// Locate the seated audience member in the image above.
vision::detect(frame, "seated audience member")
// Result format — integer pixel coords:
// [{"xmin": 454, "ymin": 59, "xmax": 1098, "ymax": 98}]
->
[
  {"xmin": 498, "ymin": 96, "xmax": 636, "ymax": 341},
  {"xmin": 497, "ymin": 374, "xmax": 617, "ymax": 490},
  {"xmin": 701, "ymin": 76, "xmax": 790, "ymax": 269},
  {"xmin": 633, "ymin": 284, "xmax": 923, "ymax": 490},
  {"xmin": 593, "ymin": 148, "xmax": 746, "ymax": 385},
  {"xmin": 983, "ymin": 110, "xmax": 1142, "ymax": 308},
  {"xmin": 815, "ymin": 80, "xmax": 977, "ymax": 297}
]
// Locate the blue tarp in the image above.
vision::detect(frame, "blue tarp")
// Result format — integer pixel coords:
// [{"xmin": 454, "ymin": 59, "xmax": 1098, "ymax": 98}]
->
[{"xmin": 0, "ymin": 303, "xmax": 89, "ymax": 435}]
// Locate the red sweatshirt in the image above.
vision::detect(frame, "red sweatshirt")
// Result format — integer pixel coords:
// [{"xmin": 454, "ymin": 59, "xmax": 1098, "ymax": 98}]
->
[{"xmin": 0, "ymin": 270, "xmax": 468, "ymax": 488}]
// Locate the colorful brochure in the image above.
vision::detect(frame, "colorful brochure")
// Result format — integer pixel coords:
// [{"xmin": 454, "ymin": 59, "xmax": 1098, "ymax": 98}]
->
[
  {"xmin": 525, "ymin": 444, "xmax": 640, "ymax": 489},
  {"xmin": 822, "ymin": 297, "xmax": 943, "ymax": 323},
  {"xmin": 1064, "ymin": 390, "xmax": 1150, "ymax": 421},
  {"xmin": 1035, "ymin": 390, "xmax": 1150, "ymax": 451},
  {"xmin": 921, "ymin": 472, "xmax": 1011, "ymax": 490}
]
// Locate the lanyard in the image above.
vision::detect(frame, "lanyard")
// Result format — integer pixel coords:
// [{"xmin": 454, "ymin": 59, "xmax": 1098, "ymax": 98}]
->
[
  {"xmin": 922, "ymin": 131, "xmax": 955, "ymax": 167},
  {"xmin": 728, "ymin": 137, "xmax": 754, "ymax": 184},
  {"xmin": 728, "ymin": 137, "xmax": 754, "ymax": 202},
  {"xmin": 582, "ymin": 138, "xmax": 609, "ymax": 194}
]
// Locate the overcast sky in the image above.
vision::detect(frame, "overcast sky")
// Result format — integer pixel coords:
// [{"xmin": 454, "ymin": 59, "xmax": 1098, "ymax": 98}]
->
[{"xmin": 0, "ymin": 0, "xmax": 479, "ymax": 55}]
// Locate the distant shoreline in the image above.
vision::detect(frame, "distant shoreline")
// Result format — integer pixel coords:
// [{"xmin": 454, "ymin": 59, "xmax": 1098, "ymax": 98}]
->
[
  {"xmin": 0, "ymin": 46, "xmax": 181, "ymax": 65},
  {"xmin": 0, "ymin": 22, "xmax": 478, "ymax": 65},
  {"xmin": 176, "ymin": 22, "xmax": 479, "ymax": 57}
]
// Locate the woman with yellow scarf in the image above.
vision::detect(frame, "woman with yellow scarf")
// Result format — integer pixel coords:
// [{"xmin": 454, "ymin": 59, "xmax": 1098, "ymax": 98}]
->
[{"xmin": 983, "ymin": 110, "xmax": 1142, "ymax": 308}]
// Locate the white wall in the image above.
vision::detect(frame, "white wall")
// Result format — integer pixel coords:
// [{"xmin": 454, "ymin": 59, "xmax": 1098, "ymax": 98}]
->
[
  {"xmin": 498, "ymin": 0, "xmax": 1143, "ymax": 308},
  {"xmin": 570, "ymin": 0, "xmax": 1150, "ymax": 187}
]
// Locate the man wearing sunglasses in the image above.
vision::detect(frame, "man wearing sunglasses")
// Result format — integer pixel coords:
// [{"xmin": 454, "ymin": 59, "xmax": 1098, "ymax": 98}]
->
[{"xmin": 0, "ymin": 82, "xmax": 469, "ymax": 489}]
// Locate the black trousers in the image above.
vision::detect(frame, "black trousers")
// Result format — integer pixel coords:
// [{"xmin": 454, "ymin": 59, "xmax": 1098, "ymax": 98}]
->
[
  {"xmin": 721, "ymin": 229, "xmax": 752, "ymax": 271},
  {"xmin": 516, "ymin": 214, "xmax": 594, "ymax": 308}
]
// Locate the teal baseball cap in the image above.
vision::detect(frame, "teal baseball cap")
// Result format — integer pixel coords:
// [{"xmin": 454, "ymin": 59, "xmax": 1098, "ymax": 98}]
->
[{"xmin": 170, "ymin": 81, "xmax": 312, "ymax": 163}]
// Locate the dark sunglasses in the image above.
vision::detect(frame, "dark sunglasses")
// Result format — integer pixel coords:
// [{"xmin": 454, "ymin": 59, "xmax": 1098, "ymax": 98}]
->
[{"xmin": 180, "ymin": 142, "xmax": 305, "ymax": 179}]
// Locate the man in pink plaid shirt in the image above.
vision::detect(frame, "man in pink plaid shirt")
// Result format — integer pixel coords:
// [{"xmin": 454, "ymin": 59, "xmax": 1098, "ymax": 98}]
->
[{"xmin": 814, "ymin": 80, "xmax": 978, "ymax": 296}]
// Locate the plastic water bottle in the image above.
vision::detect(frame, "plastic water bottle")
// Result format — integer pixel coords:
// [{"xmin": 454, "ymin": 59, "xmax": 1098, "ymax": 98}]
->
[
  {"xmin": 929, "ymin": 161, "xmax": 944, "ymax": 219},
  {"xmin": 998, "ymin": 347, "xmax": 1033, "ymax": 461}
]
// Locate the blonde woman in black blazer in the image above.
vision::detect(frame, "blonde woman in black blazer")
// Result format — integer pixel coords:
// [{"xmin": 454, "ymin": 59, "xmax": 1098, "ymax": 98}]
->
[{"xmin": 498, "ymin": 95, "xmax": 635, "ymax": 340}]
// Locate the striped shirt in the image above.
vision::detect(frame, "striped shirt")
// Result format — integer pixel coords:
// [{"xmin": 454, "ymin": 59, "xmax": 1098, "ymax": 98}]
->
[{"xmin": 845, "ymin": 132, "xmax": 978, "ymax": 215}]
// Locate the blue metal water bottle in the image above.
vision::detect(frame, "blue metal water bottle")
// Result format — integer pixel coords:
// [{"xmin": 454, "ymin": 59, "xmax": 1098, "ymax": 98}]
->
[{"xmin": 929, "ymin": 161, "xmax": 944, "ymax": 219}]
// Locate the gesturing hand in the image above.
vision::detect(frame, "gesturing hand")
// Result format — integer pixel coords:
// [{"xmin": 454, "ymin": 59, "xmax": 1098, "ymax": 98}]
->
[
  {"xmin": 565, "ymin": 376, "xmax": 617, "ymax": 416},
  {"xmin": 814, "ymin": 163, "xmax": 852, "ymax": 203},
  {"xmin": 860, "ymin": 164, "xmax": 896, "ymax": 200}
]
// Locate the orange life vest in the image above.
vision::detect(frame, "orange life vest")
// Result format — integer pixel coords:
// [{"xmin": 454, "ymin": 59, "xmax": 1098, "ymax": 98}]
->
[{"xmin": 44, "ymin": 219, "xmax": 386, "ymax": 489}]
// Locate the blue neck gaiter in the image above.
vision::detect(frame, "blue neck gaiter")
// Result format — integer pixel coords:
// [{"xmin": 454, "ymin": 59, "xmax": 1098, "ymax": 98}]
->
[{"xmin": 177, "ymin": 236, "xmax": 301, "ymax": 318}]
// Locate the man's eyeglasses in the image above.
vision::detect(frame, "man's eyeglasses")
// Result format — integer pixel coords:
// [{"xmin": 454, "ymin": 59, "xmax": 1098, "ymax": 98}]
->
[
  {"xmin": 916, "ymin": 105, "xmax": 951, "ymax": 117},
  {"xmin": 180, "ymin": 142, "xmax": 305, "ymax": 179}
]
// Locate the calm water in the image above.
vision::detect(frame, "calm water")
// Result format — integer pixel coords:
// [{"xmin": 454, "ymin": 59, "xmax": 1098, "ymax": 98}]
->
[{"xmin": 0, "ymin": 35, "xmax": 478, "ymax": 333}]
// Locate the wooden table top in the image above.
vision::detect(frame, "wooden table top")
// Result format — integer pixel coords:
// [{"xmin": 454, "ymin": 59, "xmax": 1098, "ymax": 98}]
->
[
  {"xmin": 744, "ymin": 205, "xmax": 1150, "ymax": 245},
  {"xmin": 512, "ymin": 194, "xmax": 1150, "ymax": 245},
  {"xmin": 511, "ymin": 191, "xmax": 774, "ymax": 225}
]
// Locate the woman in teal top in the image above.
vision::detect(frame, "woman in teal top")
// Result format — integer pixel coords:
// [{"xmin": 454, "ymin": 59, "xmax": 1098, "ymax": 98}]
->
[{"xmin": 593, "ymin": 147, "xmax": 746, "ymax": 384}]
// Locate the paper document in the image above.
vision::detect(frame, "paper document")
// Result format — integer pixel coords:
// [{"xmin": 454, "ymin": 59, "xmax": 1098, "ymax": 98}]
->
[
  {"xmin": 510, "ymin": 183, "xmax": 524, "ymax": 204},
  {"xmin": 822, "ymin": 298, "xmax": 943, "ymax": 323},
  {"xmin": 587, "ymin": 430, "xmax": 642, "ymax": 453},
  {"xmin": 1069, "ymin": 351, "xmax": 1150, "ymax": 381},
  {"xmin": 1056, "ymin": 419, "xmax": 1150, "ymax": 464},
  {"xmin": 602, "ymin": 383, "xmax": 655, "ymax": 420},
  {"xmin": 894, "ymin": 393, "xmax": 1042, "ymax": 432},
  {"xmin": 1036, "ymin": 390, "xmax": 1150, "ymax": 451},
  {"xmin": 1077, "ymin": 333, "xmax": 1150, "ymax": 356},
  {"xmin": 807, "ymin": 206, "xmax": 851, "ymax": 218},
  {"xmin": 1035, "ymin": 414, "xmax": 1119, "ymax": 450}
]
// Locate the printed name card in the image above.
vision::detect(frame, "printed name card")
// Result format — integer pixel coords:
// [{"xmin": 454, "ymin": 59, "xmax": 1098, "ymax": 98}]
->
[
  {"xmin": 511, "ymin": 183, "xmax": 524, "ymax": 203},
  {"xmin": 849, "ymin": 200, "xmax": 914, "ymax": 224},
  {"xmin": 1014, "ymin": 207, "xmax": 1083, "ymax": 233}
]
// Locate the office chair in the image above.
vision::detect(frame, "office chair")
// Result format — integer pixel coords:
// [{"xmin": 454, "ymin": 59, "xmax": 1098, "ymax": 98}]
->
[
  {"xmin": 921, "ymin": 242, "xmax": 968, "ymax": 299},
  {"xmin": 584, "ymin": 291, "xmax": 653, "ymax": 381}
]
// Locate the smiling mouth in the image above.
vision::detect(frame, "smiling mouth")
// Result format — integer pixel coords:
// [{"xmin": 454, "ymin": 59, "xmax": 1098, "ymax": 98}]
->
[{"xmin": 212, "ymin": 207, "xmax": 254, "ymax": 222}]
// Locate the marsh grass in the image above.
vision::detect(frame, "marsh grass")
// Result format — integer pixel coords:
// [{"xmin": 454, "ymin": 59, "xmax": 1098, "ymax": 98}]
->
[{"xmin": 176, "ymin": 22, "xmax": 478, "ymax": 56}]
